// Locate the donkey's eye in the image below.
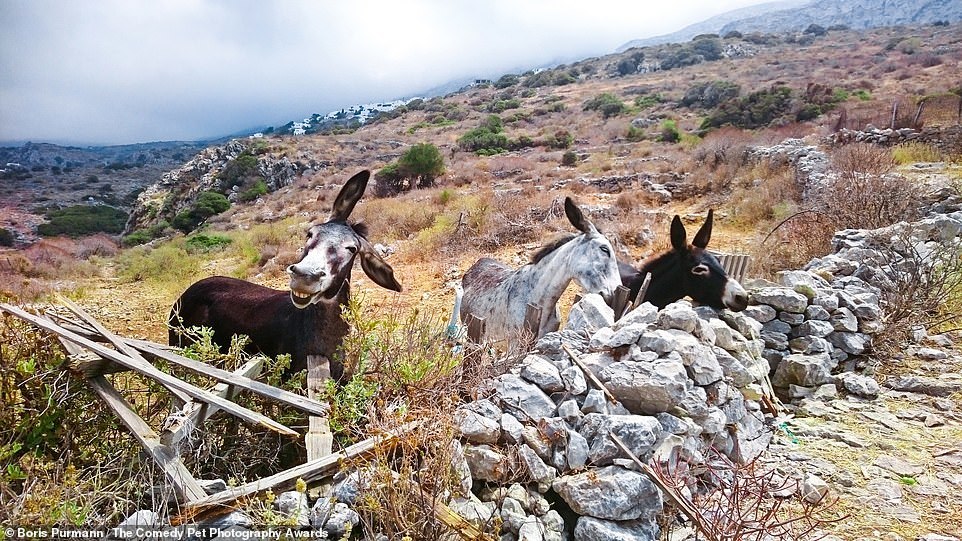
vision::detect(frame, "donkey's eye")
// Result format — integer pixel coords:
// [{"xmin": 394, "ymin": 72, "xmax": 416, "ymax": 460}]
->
[
  {"xmin": 692, "ymin": 264, "xmax": 711, "ymax": 276},
  {"xmin": 306, "ymin": 230, "xmax": 314, "ymax": 239},
  {"xmin": 346, "ymin": 245, "xmax": 358, "ymax": 254},
  {"xmin": 600, "ymin": 245, "xmax": 611, "ymax": 256}
]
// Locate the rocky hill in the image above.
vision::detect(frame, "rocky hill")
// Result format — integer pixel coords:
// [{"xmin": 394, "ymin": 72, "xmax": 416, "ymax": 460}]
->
[
  {"xmin": 0, "ymin": 140, "xmax": 208, "ymax": 242},
  {"xmin": 721, "ymin": 0, "xmax": 962, "ymax": 33}
]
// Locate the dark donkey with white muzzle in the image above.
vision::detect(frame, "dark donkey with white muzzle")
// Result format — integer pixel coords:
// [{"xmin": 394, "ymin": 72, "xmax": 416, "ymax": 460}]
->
[
  {"xmin": 169, "ymin": 170, "xmax": 401, "ymax": 382},
  {"xmin": 620, "ymin": 209, "xmax": 748, "ymax": 311}
]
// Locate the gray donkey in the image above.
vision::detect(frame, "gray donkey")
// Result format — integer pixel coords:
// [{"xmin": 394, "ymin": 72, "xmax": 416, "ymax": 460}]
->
[{"xmin": 459, "ymin": 197, "xmax": 622, "ymax": 344}]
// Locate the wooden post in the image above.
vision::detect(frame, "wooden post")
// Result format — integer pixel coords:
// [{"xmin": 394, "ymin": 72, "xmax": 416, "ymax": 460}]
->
[
  {"xmin": 517, "ymin": 303, "xmax": 543, "ymax": 352},
  {"xmin": 913, "ymin": 99, "xmax": 926, "ymax": 130},
  {"xmin": 890, "ymin": 100, "xmax": 899, "ymax": 129},
  {"xmin": 305, "ymin": 354, "xmax": 334, "ymax": 463},
  {"xmin": 611, "ymin": 286, "xmax": 630, "ymax": 321},
  {"xmin": 465, "ymin": 313, "xmax": 486, "ymax": 344},
  {"xmin": 522, "ymin": 303, "xmax": 543, "ymax": 340},
  {"xmin": 630, "ymin": 273, "xmax": 652, "ymax": 311}
]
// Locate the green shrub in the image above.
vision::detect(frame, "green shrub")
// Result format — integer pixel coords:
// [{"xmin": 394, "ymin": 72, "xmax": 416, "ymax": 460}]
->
[
  {"xmin": 561, "ymin": 150, "xmax": 578, "ymax": 166},
  {"xmin": 185, "ymin": 234, "xmax": 233, "ymax": 253},
  {"xmin": 239, "ymin": 179, "xmax": 268, "ymax": 202},
  {"xmin": 121, "ymin": 230, "xmax": 152, "ymax": 247},
  {"xmin": 583, "ymin": 93, "xmax": 626, "ymax": 118},
  {"xmin": 397, "ymin": 143, "xmax": 445, "ymax": 188},
  {"xmin": 701, "ymin": 85, "xmax": 794, "ymax": 130},
  {"xmin": 544, "ymin": 129, "xmax": 573, "ymax": 149},
  {"xmin": 691, "ymin": 37, "xmax": 723, "ymax": 61},
  {"xmin": 494, "ymin": 74, "xmax": 519, "ymax": 88},
  {"xmin": 487, "ymin": 99, "xmax": 521, "ymax": 113},
  {"xmin": 659, "ymin": 120, "xmax": 681, "ymax": 143},
  {"xmin": 682, "ymin": 81, "xmax": 740, "ymax": 109},
  {"xmin": 634, "ymin": 94, "xmax": 665, "ymax": 109},
  {"xmin": 116, "ymin": 242, "xmax": 200, "ymax": 284},
  {"xmin": 375, "ymin": 143, "xmax": 446, "ymax": 196},
  {"xmin": 122, "ymin": 221, "xmax": 169, "ymax": 247},
  {"xmin": 37, "ymin": 205, "xmax": 128, "ymax": 238},
  {"xmin": 627, "ymin": 125, "xmax": 646, "ymax": 142},
  {"xmin": 171, "ymin": 191, "xmax": 230, "ymax": 233},
  {"xmin": 457, "ymin": 115, "xmax": 510, "ymax": 155},
  {"xmin": 0, "ymin": 227, "xmax": 14, "ymax": 247}
]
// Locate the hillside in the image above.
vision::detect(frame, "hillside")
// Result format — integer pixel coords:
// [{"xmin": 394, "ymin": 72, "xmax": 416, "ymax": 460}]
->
[
  {"xmin": 0, "ymin": 140, "xmax": 209, "ymax": 244},
  {"xmin": 1, "ymin": 19, "xmax": 962, "ymax": 541}
]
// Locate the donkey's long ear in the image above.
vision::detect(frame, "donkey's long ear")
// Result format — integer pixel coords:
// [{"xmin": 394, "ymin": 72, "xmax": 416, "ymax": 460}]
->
[
  {"xmin": 692, "ymin": 209, "xmax": 713, "ymax": 248},
  {"xmin": 330, "ymin": 170, "xmax": 371, "ymax": 222},
  {"xmin": 670, "ymin": 215, "xmax": 687, "ymax": 252},
  {"xmin": 565, "ymin": 197, "xmax": 595, "ymax": 234},
  {"xmin": 359, "ymin": 239, "xmax": 402, "ymax": 292}
]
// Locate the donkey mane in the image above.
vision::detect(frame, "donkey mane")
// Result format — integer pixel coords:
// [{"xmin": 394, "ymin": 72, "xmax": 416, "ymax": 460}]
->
[
  {"xmin": 530, "ymin": 233, "xmax": 577, "ymax": 264},
  {"xmin": 351, "ymin": 221, "xmax": 369, "ymax": 239}
]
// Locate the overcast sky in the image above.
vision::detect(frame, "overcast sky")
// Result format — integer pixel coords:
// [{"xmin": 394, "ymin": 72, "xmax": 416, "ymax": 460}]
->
[{"xmin": 0, "ymin": 0, "xmax": 770, "ymax": 146}]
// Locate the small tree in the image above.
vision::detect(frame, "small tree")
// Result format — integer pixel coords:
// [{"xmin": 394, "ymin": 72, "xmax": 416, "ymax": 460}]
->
[
  {"xmin": 375, "ymin": 143, "xmax": 446, "ymax": 196},
  {"xmin": 398, "ymin": 143, "xmax": 445, "ymax": 188}
]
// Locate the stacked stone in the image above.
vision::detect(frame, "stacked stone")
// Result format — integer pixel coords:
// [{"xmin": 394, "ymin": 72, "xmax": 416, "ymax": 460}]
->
[
  {"xmin": 451, "ymin": 294, "xmax": 776, "ymax": 541},
  {"xmin": 830, "ymin": 126, "xmax": 922, "ymax": 146},
  {"xmin": 749, "ymin": 269, "xmax": 882, "ymax": 399}
]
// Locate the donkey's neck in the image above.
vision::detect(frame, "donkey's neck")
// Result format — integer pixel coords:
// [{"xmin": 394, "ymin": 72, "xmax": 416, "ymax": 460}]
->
[
  {"xmin": 520, "ymin": 241, "xmax": 580, "ymax": 308},
  {"xmin": 639, "ymin": 251, "xmax": 684, "ymax": 307}
]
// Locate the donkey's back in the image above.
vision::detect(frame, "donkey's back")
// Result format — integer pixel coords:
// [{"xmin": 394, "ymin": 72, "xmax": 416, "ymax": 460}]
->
[
  {"xmin": 459, "ymin": 257, "xmax": 515, "ymax": 321},
  {"xmin": 169, "ymin": 276, "xmax": 290, "ymax": 353}
]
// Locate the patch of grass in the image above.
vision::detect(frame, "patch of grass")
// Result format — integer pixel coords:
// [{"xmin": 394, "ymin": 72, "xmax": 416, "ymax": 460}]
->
[
  {"xmin": 185, "ymin": 234, "xmax": 233, "ymax": 254},
  {"xmin": 892, "ymin": 142, "xmax": 942, "ymax": 164},
  {"xmin": 115, "ymin": 241, "xmax": 201, "ymax": 286}
]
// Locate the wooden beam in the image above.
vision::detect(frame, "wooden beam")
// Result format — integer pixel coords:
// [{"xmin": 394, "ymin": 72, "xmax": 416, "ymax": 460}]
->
[
  {"xmin": 84, "ymin": 371, "xmax": 208, "ymax": 503},
  {"xmin": 129, "ymin": 339, "xmax": 329, "ymax": 417},
  {"xmin": 420, "ymin": 486, "xmax": 494, "ymax": 541},
  {"xmin": 177, "ymin": 421, "xmax": 421, "ymax": 523},
  {"xmin": 161, "ymin": 358, "xmax": 264, "ymax": 448},
  {"xmin": 522, "ymin": 303, "xmax": 543, "ymax": 341},
  {"xmin": 0, "ymin": 303, "xmax": 298, "ymax": 438},
  {"xmin": 58, "ymin": 296, "xmax": 191, "ymax": 406},
  {"xmin": 630, "ymin": 272, "xmax": 652, "ymax": 311},
  {"xmin": 562, "ymin": 343, "xmax": 618, "ymax": 404},
  {"xmin": 609, "ymin": 433, "xmax": 717, "ymax": 540}
]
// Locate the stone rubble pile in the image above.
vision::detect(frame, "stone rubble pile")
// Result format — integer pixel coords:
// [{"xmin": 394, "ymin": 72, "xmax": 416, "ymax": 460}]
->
[{"xmin": 446, "ymin": 292, "xmax": 784, "ymax": 541}]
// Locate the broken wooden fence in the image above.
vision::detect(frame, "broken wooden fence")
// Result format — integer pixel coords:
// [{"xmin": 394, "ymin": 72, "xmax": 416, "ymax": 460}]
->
[{"xmin": 0, "ymin": 301, "xmax": 461, "ymax": 530}]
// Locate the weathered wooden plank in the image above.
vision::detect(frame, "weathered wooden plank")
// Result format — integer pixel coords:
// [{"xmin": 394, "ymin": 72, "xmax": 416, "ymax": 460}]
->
[
  {"xmin": 630, "ymin": 273, "xmax": 652, "ymax": 311},
  {"xmin": 465, "ymin": 313, "xmax": 486, "ymax": 344},
  {"xmin": 562, "ymin": 343, "xmax": 618, "ymax": 404},
  {"xmin": 522, "ymin": 303, "xmax": 543, "ymax": 340},
  {"xmin": 611, "ymin": 285, "xmax": 630, "ymax": 321},
  {"xmin": 129, "ymin": 338, "xmax": 329, "ymax": 417},
  {"xmin": 609, "ymin": 433, "xmax": 716, "ymax": 540},
  {"xmin": 177, "ymin": 421, "xmax": 421, "ymax": 523},
  {"xmin": 83, "ymin": 370, "xmax": 207, "ymax": 503},
  {"xmin": 58, "ymin": 296, "xmax": 192, "ymax": 406},
  {"xmin": 161, "ymin": 358, "xmax": 265, "ymax": 448},
  {"xmin": 0, "ymin": 303, "xmax": 298, "ymax": 438},
  {"xmin": 420, "ymin": 486, "xmax": 495, "ymax": 541},
  {"xmin": 305, "ymin": 354, "xmax": 333, "ymax": 462}
]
